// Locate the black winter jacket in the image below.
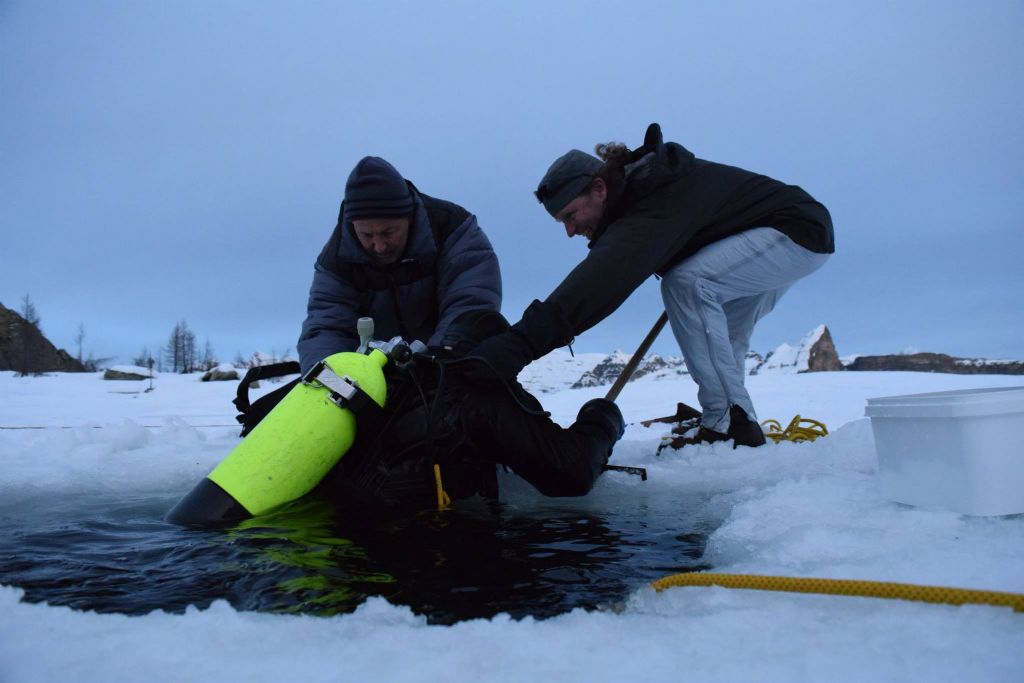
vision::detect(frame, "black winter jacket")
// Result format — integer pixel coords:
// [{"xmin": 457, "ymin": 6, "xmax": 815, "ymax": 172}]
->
[
  {"xmin": 547, "ymin": 123, "xmax": 834, "ymax": 335},
  {"xmin": 297, "ymin": 185, "xmax": 502, "ymax": 374}
]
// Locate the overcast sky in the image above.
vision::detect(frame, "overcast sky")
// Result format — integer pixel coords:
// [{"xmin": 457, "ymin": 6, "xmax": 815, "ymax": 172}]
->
[{"xmin": 2, "ymin": 1, "xmax": 1022, "ymax": 366}]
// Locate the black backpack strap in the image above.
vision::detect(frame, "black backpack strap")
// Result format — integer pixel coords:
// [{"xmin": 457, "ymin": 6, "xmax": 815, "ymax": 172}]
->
[{"xmin": 233, "ymin": 361, "xmax": 301, "ymax": 421}]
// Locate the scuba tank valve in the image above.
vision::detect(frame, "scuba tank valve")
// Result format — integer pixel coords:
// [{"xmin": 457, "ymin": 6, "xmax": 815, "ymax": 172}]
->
[
  {"xmin": 377, "ymin": 337, "xmax": 427, "ymax": 369},
  {"xmin": 356, "ymin": 317, "xmax": 375, "ymax": 354}
]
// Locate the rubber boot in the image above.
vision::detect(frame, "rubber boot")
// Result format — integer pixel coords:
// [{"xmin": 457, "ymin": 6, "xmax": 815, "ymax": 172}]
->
[
  {"xmin": 661, "ymin": 404, "xmax": 765, "ymax": 451},
  {"xmin": 726, "ymin": 405, "xmax": 766, "ymax": 448}
]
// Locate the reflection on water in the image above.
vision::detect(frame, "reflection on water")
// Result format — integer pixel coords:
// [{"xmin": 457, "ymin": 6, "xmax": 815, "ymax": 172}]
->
[{"xmin": 0, "ymin": 488, "xmax": 715, "ymax": 623}]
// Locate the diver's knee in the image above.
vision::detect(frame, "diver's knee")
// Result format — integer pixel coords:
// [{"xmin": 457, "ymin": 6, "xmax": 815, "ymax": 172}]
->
[{"xmin": 576, "ymin": 398, "xmax": 624, "ymax": 443}]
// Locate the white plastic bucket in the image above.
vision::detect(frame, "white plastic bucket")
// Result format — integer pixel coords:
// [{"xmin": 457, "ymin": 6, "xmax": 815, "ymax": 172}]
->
[{"xmin": 865, "ymin": 386, "xmax": 1024, "ymax": 516}]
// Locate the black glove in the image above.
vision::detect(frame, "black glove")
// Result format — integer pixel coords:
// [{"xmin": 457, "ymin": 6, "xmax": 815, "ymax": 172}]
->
[{"xmin": 459, "ymin": 299, "xmax": 574, "ymax": 386}]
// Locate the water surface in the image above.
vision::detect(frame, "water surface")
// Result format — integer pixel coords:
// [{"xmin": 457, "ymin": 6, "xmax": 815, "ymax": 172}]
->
[{"xmin": 0, "ymin": 485, "xmax": 717, "ymax": 624}]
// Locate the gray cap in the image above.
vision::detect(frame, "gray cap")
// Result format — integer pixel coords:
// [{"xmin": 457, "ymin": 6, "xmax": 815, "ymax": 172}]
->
[{"xmin": 535, "ymin": 149, "xmax": 603, "ymax": 217}]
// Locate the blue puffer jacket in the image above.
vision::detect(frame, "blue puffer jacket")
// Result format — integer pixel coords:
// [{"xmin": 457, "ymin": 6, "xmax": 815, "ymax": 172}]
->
[{"xmin": 297, "ymin": 185, "xmax": 502, "ymax": 374}]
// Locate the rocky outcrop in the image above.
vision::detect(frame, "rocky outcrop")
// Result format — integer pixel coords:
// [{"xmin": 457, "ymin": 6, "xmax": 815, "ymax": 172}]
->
[
  {"xmin": 845, "ymin": 353, "xmax": 1024, "ymax": 374},
  {"xmin": 0, "ymin": 301, "xmax": 85, "ymax": 373},
  {"xmin": 104, "ymin": 366, "xmax": 151, "ymax": 380},
  {"xmin": 744, "ymin": 350, "xmax": 764, "ymax": 375},
  {"xmin": 571, "ymin": 351, "xmax": 688, "ymax": 389},
  {"xmin": 202, "ymin": 364, "xmax": 240, "ymax": 382},
  {"xmin": 755, "ymin": 325, "xmax": 842, "ymax": 374},
  {"xmin": 806, "ymin": 326, "xmax": 843, "ymax": 372}
]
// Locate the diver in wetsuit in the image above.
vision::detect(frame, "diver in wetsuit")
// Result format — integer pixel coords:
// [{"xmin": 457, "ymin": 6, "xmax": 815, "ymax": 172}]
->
[{"xmin": 319, "ymin": 310, "xmax": 625, "ymax": 513}]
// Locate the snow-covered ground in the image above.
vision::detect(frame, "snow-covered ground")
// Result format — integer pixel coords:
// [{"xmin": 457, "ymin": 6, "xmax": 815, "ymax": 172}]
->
[{"xmin": 2, "ymin": 363, "xmax": 1023, "ymax": 682}]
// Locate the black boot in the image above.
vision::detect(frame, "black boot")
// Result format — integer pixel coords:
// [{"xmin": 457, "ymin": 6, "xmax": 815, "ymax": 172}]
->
[
  {"xmin": 576, "ymin": 398, "xmax": 625, "ymax": 444},
  {"xmin": 660, "ymin": 405, "xmax": 765, "ymax": 451},
  {"xmin": 726, "ymin": 405, "xmax": 766, "ymax": 448}
]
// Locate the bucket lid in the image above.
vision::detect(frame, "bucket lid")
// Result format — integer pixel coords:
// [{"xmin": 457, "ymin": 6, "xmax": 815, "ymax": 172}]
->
[{"xmin": 865, "ymin": 386, "xmax": 1024, "ymax": 419}]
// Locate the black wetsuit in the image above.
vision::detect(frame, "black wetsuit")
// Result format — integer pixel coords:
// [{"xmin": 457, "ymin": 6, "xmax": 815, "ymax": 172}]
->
[{"xmin": 321, "ymin": 355, "xmax": 621, "ymax": 512}]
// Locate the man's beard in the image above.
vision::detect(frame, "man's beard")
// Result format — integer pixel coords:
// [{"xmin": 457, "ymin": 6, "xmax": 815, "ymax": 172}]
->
[{"xmin": 588, "ymin": 202, "xmax": 614, "ymax": 243}]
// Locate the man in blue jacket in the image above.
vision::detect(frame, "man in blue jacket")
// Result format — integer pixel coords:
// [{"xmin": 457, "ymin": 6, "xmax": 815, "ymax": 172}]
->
[{"xmin": 298, "ymin": 157, "xmax": 502, "ymax": 374}]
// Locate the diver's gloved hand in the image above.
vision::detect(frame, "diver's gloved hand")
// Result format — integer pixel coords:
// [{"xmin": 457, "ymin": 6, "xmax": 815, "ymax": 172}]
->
[
  {"xmin": 460, "ymin": 299, "xmax": 574, "ymax": 386},
  {"xmin": 434, "ymin": 311, "xmax": 509, "ymax": 360}
]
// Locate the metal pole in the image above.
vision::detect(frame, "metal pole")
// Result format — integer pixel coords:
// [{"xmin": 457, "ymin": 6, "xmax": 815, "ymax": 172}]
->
[{"xmin": 604, "ymin": 311, "xmax": 668, "ymax": 402}]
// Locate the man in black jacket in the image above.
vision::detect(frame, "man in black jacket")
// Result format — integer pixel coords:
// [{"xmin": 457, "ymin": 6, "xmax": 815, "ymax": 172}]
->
[
  {"xmin": 463, "ymin": 124, "xmax": 833, "ymax": 448},
  {"xmin": 298, "ymin": 156, "xmax": 502, "ymax": 375}
]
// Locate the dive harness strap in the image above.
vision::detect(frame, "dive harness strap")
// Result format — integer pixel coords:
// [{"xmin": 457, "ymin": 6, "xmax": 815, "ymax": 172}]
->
[
  {"xmin": 302, "ymin": 360, "xmax": 384, "ymax": 419},
  {"xmin": 233, "ymin": 361, "xmax": 302, "ymax": 416}
]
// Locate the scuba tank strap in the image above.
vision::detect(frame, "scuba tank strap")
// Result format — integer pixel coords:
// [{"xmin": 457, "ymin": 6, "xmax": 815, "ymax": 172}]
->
[{"xmin": 302, "ymin": 359, "xmax": 385, "ymax": 421}]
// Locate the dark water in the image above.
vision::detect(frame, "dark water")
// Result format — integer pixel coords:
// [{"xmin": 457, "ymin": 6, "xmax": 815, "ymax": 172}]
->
[{"xmin": 0, "ymin": 487, "xmax": 716, "ymax": 624}]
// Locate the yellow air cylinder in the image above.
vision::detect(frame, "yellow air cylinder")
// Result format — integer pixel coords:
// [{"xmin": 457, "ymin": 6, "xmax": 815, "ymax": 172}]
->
[{"xmin": 168, "ymin": 349, "xmax": 388, "ymax": 526}]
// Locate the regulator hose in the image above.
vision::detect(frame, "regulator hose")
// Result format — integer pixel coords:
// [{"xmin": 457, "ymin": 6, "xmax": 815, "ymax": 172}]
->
[
  {"xmin": 650, "ymin": 572, "xmax": 1024, "ymax": 612},
  {"xmin": 417, "ymin": 353, "xmax": 551, "ymax": 417}
]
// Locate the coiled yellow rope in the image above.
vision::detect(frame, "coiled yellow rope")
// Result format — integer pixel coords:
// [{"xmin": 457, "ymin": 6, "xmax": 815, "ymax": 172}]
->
[
  {"xmin": 761, "ymin": 415, "xmax": 828, "ymax": 443},
  {"xmin": 651, "ymin": 572, "xmax": 1024, "ymax": 612}
]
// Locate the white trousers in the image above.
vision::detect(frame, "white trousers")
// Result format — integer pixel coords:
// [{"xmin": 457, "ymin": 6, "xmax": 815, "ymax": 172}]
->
[{"xmin": 660, "ymin": 228, "xmax": 830, "ymax": 431}]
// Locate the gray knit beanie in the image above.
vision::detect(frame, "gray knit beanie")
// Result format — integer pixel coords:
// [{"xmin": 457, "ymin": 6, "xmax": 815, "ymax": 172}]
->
[{"xmin": 534, "ymin": 149, "xmax": 603, "ymax": 217}]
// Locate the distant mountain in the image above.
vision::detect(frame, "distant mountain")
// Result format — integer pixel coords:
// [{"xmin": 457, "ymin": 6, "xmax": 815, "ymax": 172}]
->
[
  {"xmin": 579, "ymin": 325, "xmax": 843, "ymax": 387},
  {"xmin": 519, "ymin": 325, "xmax": 841, "ymax": 394},
  {"xmin": 518, "ymin": 350, "xmax": 606, "ymax": 394},
  {"xmin": 540, "ymin": 321, "xmax": 1023, "ymax": 395},
  {"xmin": 570, "ymin": 351, "xmax": 688, "ymax": 390}
]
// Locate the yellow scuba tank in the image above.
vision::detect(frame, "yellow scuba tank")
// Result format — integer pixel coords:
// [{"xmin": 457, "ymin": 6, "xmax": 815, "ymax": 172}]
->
[{"xmin": 167, "ymin": 348, "xmax": 390, "ymax": 526}]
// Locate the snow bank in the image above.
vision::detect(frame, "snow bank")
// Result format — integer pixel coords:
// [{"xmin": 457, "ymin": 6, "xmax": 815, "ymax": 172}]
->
[{"xmin": 2, "ymin": 370, "xmax": 1024, "ymax": 681}]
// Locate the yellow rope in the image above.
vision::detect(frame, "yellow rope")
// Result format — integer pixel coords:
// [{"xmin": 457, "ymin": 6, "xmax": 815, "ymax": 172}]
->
[
  {"xmin": 433, "ymin": 464, "xmax": 451, "ymax": 511},
  {"xmin": 761, "ymin": 415, "xmax": 828, "ymax": 443},
  {"xmin": 651, "ymin": 572, "xmax": 1024, "ymax": 612}
]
